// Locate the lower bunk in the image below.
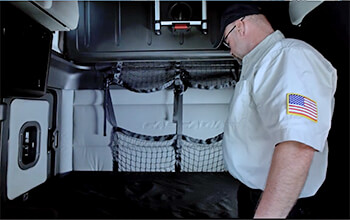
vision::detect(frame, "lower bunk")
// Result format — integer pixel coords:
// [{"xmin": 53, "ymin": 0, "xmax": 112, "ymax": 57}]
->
[{"xmin": 3, "ymin": 171, "xmax": 240, "ymax": 218}]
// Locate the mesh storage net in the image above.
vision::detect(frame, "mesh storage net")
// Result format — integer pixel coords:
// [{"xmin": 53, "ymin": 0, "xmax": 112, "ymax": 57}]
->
[
  {"xmin": 180, "ymin": 134, "xmax": 225, "ymax": 172},
  {"xmin": 110, "ymin": 128, "xmax": 226, "ymax": 172},
  {"xmin": 111, "ymin": 60, "xmax": 238, "ymax": 93},
  {"xmin": 111, "ymin": 128, "xmax": 177, "ymax": 172},
  {"xmin": 106, "ymin": 60, "xmax": 239, "ymax": 172}
]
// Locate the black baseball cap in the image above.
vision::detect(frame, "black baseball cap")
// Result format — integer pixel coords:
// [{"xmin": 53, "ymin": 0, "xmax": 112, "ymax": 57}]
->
[{"xmin": 215, "ymin": 3, "xmax": 262, "ymax": 47}]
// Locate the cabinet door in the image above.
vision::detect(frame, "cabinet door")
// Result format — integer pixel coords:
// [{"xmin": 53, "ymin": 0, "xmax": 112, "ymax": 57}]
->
[{"xmin": 7, "ymin": 99, "xmax": 49, "ymax": 200}]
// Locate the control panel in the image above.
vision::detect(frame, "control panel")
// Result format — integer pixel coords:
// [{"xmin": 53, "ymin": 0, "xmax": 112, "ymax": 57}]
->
[{"xmin": 18, "ymin": 122, "xmax": 41, "ymax": 170}]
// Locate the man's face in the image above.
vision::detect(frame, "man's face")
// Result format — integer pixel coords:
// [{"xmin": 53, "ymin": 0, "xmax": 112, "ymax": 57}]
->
[{"xmin": 223, "ymin": 20, "xmax": 243, "ymax": 61}]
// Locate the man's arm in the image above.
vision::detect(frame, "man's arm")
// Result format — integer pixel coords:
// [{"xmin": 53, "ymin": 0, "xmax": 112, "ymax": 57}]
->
[{"xmin": 254, "ymin": 141, "xmax": 315, "ymax": 218}]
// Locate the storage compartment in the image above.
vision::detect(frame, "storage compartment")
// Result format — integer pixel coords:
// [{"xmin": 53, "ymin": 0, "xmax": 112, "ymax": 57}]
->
[
  {"xmin": 64, "ymin": 1, "xmax": 229, "ymax": 62},
  {"xmin": 0, "ymin": 3, "xmax": 52, "ymax": 98},
  {"xmin": 10, "ymin": 1, "xmax": 79, "ymax": 31},
  {"xmin": 6, "ymin": 99, "xmax": 49, "ymax": 200}
]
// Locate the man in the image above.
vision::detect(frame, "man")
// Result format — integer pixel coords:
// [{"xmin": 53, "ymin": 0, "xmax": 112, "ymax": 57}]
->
[{"xmin": 219, "ymin": 3, "xmax": 337, "ymax": 218}]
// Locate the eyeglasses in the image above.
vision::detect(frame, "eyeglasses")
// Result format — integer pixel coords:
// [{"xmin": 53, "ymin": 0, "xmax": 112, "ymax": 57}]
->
[{"xmin": 223, "ymin": 16, "xmax": 245, "ymax": 48}]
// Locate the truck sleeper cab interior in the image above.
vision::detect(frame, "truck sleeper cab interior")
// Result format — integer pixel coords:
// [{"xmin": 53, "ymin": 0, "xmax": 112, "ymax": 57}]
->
[{"xmin": 0, "ymin": 1, "xmax": 349, "ymax": 218}]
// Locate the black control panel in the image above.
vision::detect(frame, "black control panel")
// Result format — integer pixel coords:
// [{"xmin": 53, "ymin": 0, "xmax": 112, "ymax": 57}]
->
[{"xmin": 18, "ymin": 121, "xmax": 41, "ymax": 170}]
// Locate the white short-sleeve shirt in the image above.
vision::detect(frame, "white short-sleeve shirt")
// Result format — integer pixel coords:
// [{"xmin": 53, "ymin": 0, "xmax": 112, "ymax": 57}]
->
[{"xmin": 223, "ymin": 30, "xmax": 337, "ymax": 198}]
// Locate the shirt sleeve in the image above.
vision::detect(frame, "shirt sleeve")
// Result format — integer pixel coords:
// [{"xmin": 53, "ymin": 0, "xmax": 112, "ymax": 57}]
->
[{"xmin": 252, "ymin": 44, "xmax": 337, "ymax": 152}]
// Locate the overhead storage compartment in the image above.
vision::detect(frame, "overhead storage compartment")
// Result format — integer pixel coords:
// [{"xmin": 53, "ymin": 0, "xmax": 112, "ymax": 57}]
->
[
  {"xmin": 62, "ymin": 1, "xmax": 328, "ymax": 64},
  {"xmin": 0, "ymin": 1, "xmax": 79, "ymax": 98},
  {"xmin": 10, "ymin": 1, "xmax": 79, "ymax": 31},
  {"xmin": 0, "ymin": 3, "xmax": 53, "ymax": 98},
  {"xmin": 64, "ymin": 1, "xmax": 231, "ymax": 62}
]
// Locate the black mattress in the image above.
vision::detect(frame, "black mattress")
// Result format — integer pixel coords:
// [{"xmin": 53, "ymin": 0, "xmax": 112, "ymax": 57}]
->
[{"xmin": 3, "ymin": 172, "xmax": 240, "ymax": 218}]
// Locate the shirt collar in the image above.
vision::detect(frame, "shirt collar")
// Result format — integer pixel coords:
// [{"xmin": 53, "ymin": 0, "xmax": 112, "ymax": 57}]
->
[{"xmin": 242, "ymin": 30, "xmax": 285, "ymax": 66}]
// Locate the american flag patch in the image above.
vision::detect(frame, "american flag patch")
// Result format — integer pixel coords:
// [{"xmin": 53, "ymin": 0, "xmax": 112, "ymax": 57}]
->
[{"xmin": 287, "ymin": 93, "xmax": 318, "ymax": 122}]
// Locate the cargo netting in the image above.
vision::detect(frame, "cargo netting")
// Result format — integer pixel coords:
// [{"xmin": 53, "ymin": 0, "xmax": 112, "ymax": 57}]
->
[
  {"xmin": 109, "ymin": 61, "xmax": 238, "ymax": 93},
  {"xmin": 104, "ymin": 60, "xmax": 239, "ymax": 172},
  {"xmin": 180, "ymin": 134, "xmax": 225, "ymax": 172},
  {"xmin": 110, "ymin": 127, "xmax": 226, "ymax": 172}
]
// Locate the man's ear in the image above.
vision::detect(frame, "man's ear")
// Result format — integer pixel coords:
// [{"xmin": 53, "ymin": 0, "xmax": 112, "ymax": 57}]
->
[{"xmin": 236, "ymin": 20, "xmax": 245, "ymax": 35}]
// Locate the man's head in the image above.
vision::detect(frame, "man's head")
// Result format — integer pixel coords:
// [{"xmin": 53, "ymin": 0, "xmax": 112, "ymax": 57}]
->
[{"xmin": 219, "ymin": 3, "xmax": 274, "ymax": 60}]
